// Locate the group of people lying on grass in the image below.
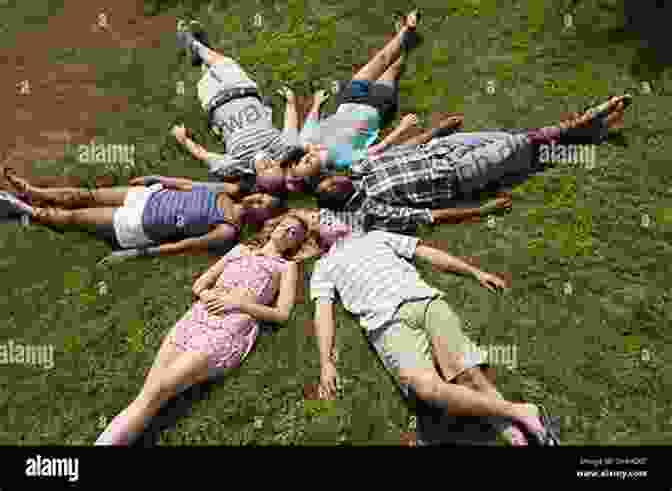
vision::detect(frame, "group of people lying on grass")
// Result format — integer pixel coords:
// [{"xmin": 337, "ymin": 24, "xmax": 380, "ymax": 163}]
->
[{"xmin": 0, "ymin": 10, "xmax": 632, "ymax": 446}]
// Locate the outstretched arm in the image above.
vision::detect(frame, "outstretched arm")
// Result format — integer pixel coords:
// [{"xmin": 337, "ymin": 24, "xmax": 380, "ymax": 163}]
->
[
  {"xmin": 278, "ymin": 87, "xmax": 299, "ymax": 134},
  {"xmin": 144, "ymin": 224, "xmax": 237, "ymax": 256},
  {"xmin": 431, "ymin": 195, "xmax": 512, "ymax": 224},
  {"xmin": 310, "ymin": 259, "xmax": 339, "ymax": 398},
  {"xmin": 129, "ymin": 175, "xmax": 194, "ymax": 191},
  {"xmin": 129, "ymin": 176, "xmax": 241, "ymax": 197},
  {"xmin": 414, "ymin": 243, "xmax": 507, "ymax": 291},
  {"xmin": 98, "ymin": 224, "xmax": 238, "ymax": 266},
  {"xmin": 171, "ymin": 124, "xmax": 211, "ymax": 161},
  {"xmin": 299, "ymin": 90, "xmax": 329, "ymax": 142},
  {"xmin": 314, "ymin": 301, "xmax": 338, "ymax": 398}
]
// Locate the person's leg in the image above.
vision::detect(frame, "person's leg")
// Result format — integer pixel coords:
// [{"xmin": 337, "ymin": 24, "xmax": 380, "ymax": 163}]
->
[
  {"xmin": 351, "ymin": 10, "xmax": 419, "ymax": 82},
  {"xmin": 376, "ymin": 56, "xmax": 404, "ymax": 84},
  {"xmin": 3, "ymin": 169, "xmax": 132, "ymax": 208},
  {"xmin": 95, "ymin": 348, "xmax": 210, "ymax": 445},
  {"xmin": 31, "ymin": 206, "xmax": 116, "ymax": 229},
  {"xmin": 422, "ymin": 299, "xmax": 527, "ymax": 444},
  {"xmin": 371, "ymin": 300, "xmax": 545, "ymax": 437}
]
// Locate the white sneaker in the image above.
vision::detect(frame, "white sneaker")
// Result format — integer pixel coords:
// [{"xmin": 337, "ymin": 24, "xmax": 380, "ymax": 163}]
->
[{"xmin": 0, "ymin": 191, "xmax": 34, "ymax": 217}]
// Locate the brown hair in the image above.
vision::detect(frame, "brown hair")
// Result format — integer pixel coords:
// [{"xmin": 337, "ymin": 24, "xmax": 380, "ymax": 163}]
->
[{"xmin": 241, "ymin": 212, "xmax": 321, "ymax": 262}]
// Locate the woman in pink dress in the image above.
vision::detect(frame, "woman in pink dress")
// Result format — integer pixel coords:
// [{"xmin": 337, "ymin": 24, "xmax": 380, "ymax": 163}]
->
[{"xmin": 95, "ymin": 212, "xmax": 322, "ymax": 445}]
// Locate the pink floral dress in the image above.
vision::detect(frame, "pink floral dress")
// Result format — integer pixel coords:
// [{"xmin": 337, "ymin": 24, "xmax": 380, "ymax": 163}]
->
[{"xmin": 169, "ymin": 245, "xmax": 289, "ymax": 372}]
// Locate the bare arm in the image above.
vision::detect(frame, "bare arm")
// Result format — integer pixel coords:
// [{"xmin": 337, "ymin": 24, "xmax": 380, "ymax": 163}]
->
[
  {"xmin": 129, "ymin": 175, "xmax": 194, "ymax": 191},
  {"xmin": 414, "ymin": 244, "xmax": 507, "ymax": 291},
  {"xmin": 281, "ymin": 90, "xmax": 299, "ymax": 133},
  {"xmin": 415, "ymin": 244, "xmax": 482, "ymax": 278},
  {"xmin": 192, "ymin": 245, "xmax": 247, "ymax": 296},
  {"xmin": 172, "ymin": 127, "xmax": 212, "ymax": 162},
  {"xmin": 431, "ymin": 207, "xmax": 481, "ymax": 224},
  {"xmin": 431, "ymin": 195, "xmax": 512, "ymax": 224},
  {"xmin": 299, "ymin": 90, "xmax": 329, "ymax": 141},
  {"xmin": 236, "ymin": 262, "xmax": 299, "ymax": 324},
  {"xmin": 143, "ymin": 224, "xmax": 238, "ymax": 257},
  {"xmin": 315, "ymin": 301, "xmax": 336, "ymax": 367}
]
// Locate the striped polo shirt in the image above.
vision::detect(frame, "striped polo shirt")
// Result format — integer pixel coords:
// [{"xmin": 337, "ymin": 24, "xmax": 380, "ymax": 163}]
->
[
  {"xmin": 310, "ymin": 231, "xmax": 441, "ymax": 332},
  {"xmin": 205, "ymin": 98, "xmax": 300, "ymax": 178}
]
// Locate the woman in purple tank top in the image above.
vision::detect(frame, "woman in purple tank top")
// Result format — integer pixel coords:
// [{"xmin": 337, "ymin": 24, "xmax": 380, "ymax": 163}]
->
[
  {"xmin": 94, "ymin": 213, "xmax": 320, "ymax": 445},
  {"xmin": 1, "ymin": 169, "xmax": 286, "ymax": 263}
]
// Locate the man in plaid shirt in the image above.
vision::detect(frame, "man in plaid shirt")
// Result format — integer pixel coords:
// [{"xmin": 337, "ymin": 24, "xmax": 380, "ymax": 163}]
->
[
  {"xmin": 315, "ymin": 95, "xmax": 633, "ymax": 230},
  {"xmin": 315, "ymin": 133, "xmax": 521, "ymax": 234}
]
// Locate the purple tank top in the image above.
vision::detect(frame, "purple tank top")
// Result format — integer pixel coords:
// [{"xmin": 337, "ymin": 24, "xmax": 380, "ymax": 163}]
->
[{"xmin": 141, "ymin": 185, "xmax": 238, "ymax": 242}]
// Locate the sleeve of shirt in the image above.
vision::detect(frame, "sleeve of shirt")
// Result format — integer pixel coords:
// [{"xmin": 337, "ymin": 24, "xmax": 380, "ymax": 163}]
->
[
  {"xmin": 378, "ymin": 231, "xmax": 420, "ymax": 259},
  {"xmin": 309, "ymin": 259, "xmax": 336, "ymax": 304},
  {"xmin": 327, "ymin": 144, "xmax": 355, "ymax": 170},
  {"xmin": 363, "ymin": 200, "xmax": 434, "ymax": 234},
  {"xmin": 281, "ymin": 127, "xmax": 300, "ymax": 147},
  {"xmin": 204, "ymin": 152, "xmax": 252, "ymax": 178},
  {"xmin": 299, "ymin": 117, "xmax": 321, "ymax": 143}
]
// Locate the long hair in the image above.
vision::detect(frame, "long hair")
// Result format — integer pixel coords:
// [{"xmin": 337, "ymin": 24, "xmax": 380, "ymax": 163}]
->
[
  {"xmin": 316, "ymin": 188, "xmax": 354, "ymax": 210},
  {"xmin": 241, "ymin": 212, "xmax": 321, "ymax": 261},
  {"xmin": 278, "ymin": 146, "xmax": 307, "ymax": 168}
]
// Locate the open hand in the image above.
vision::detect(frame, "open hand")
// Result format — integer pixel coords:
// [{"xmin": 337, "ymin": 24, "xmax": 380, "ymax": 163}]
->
[
  {"xmin": 97, "ymin": 249, "xmax": 141, "ymax": 267},
  {"xmin": 475, "ymin": 271, "xmax": 508, "ymax": 292},
  {"xmin": 400, "ymin": 113, "xmax": 419, "ymax": 129},
  {"xmin": 318, "ymin": 359, "xmax": 338, "ymax": 399},
  {"xmin": 171, "ymin": 124, "xmax": 188, "ymax": 142}
]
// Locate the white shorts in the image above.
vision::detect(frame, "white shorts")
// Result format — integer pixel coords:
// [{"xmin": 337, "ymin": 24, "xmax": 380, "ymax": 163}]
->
[{"xmin": 112, "ymin": 184, "xmax": 163, "ymax": 249}]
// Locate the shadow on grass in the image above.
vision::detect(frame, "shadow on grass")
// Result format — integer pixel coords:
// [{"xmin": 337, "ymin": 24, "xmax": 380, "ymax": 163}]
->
[{"xmin": 572, "ymin": 0, "xmax": 672, "ymax": 85}]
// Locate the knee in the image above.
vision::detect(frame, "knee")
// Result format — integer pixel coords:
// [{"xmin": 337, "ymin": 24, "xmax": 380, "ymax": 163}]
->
[
  {"xmin": 213, "ymin": 54, "xmax": 234, "ymax": 65},
  {"xmin": 400, "ymin": 370, "xmax": 442, "ymax": 400},
  {"xmin": 453, "ymin": 366, "xmax": 493, "ymax": 392},
  {"xmin": 140, "ymin": 377, "xmax": 179, "ymax": 406}
]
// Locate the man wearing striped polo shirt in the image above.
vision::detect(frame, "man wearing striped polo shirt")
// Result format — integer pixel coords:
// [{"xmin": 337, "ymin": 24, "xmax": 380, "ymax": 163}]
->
[
  {"xmin": 176, "ymin": 23, "xmax": 300, "ymax": 183},
  {"xmin": 309, "ymin": 229, "xmax": 559, "ymax": 446}
]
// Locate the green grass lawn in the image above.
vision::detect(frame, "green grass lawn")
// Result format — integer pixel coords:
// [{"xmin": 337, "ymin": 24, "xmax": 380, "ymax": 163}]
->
[{"xmin": 1, "ymin": 0, "xmax": 671, "ymax": 445}]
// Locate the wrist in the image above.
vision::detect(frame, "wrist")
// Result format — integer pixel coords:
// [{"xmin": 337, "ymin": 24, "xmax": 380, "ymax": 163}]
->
[
  {"xmin": 320, "ymin": 355, "xmax": 335, "ymax": 367},
  {"xmin": 479, "ymin": 200, "xmax": 499, "ymax": 214}
]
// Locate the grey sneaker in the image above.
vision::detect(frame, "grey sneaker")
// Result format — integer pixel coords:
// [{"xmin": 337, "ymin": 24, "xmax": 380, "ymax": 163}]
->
[{"xmin": 177, "ymin": 21, "xmax": 211, "ymax": 66}]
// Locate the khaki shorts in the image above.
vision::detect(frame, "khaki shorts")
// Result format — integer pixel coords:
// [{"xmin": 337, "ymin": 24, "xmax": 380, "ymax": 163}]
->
[{"xmin": 368, "ymin": 297, "xmax": 486, "ymax": 398}]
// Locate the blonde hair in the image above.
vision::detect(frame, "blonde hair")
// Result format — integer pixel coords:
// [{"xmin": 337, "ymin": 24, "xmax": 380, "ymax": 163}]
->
[{"xmin": 241, "ymin": 212, "xmax": 321, "ymax": 261}]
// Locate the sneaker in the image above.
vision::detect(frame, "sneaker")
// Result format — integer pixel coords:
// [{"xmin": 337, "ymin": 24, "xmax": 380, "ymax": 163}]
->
[{"xmin": 0, "ymin": 191, "xmax": 34, "ymax": 218}]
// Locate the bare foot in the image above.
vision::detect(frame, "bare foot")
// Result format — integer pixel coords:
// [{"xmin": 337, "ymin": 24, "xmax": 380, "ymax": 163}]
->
[
  {"xmin": 433, "ymin": 112, "xmax": 464, "ymax": 130},
  {"xmin": 500, "ymin": 424, "xmax": 529, "ymax": 446},
  {"xmin": 2, "ymin": 167, "xmax": 36, "ymax": 196},
  {"xmin": 511, "ymin": 403, "xmax": 544, "ymax": 440}
]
